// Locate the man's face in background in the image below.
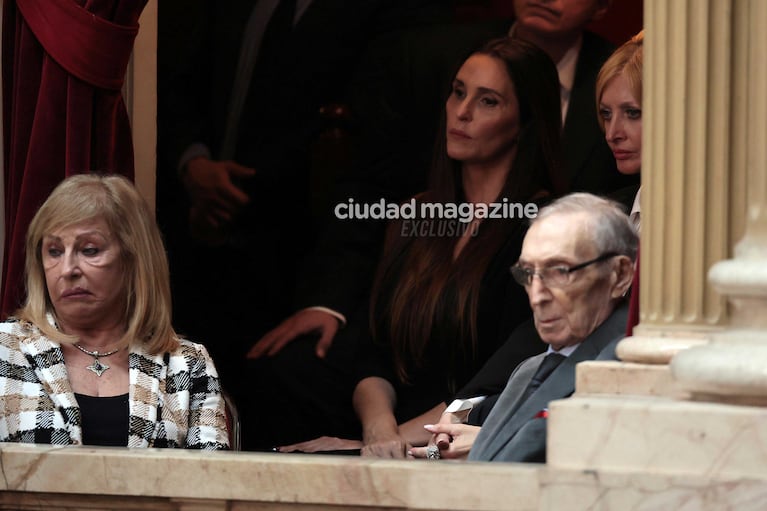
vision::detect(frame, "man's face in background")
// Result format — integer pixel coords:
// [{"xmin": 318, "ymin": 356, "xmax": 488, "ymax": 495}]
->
[{"xmin": 513, "ymin": 0, "xmax": 608, "ymax": 41}]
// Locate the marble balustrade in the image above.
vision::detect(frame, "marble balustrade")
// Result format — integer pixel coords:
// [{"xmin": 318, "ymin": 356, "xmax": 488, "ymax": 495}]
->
[{"xmin": 1, "ymin": 442, "xmax": 767, "ymax": 511}]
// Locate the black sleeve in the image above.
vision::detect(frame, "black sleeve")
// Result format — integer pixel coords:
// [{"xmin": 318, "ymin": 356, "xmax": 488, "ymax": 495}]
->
[
  {"xmin": 158, "ymin": 1, "xmax": 245, "ymax": 170},
  {"xmin": 352, "ymin": 315, "xmax": 398, "ymax": 387},
  {"xmin": 466, "ymin": 393, "xmax": 500, "ymax": 426}
]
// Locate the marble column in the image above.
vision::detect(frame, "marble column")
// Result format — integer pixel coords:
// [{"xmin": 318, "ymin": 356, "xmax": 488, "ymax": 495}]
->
[
  {"xmin": 126, "ymin": 0, "xmax": 158, "ymax": 212},
  {"xmin": 671, "ymin": 0, "xmax": 767, "ymax": 405},
  {"xmin": 548, "ymin": 0, "xmax": 767, "ymax": 477},
  {"xmin": 615, "ymin": 0, "xmax": 743, "ymax": 367}
]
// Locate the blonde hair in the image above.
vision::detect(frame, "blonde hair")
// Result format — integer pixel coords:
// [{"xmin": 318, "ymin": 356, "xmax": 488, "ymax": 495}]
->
[
  {"xmin": 595, "ymin": 30, "xmax": 644, "ymax": 131},
  {"xmin": 19, "ymin": 174, "xmax": 179, "ymax": 354}
]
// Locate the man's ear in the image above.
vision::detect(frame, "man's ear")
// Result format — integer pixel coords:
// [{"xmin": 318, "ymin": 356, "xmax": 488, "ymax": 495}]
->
[
  {"xmin": 592, "ymin": 0, "xmax": 611, "ymax": 22},
  {"xmin": 610, "ymin": 255, "xmax": 634, "ymax": 299}
]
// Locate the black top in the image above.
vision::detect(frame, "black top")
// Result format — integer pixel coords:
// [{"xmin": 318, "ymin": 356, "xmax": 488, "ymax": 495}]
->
[
  {"xmin": 357, "ymin": 215, "xmax": 545, "ymax": 423},
  {"xmin": 75, "ymin": 393, "xmax": 129, "ymax": 447}
]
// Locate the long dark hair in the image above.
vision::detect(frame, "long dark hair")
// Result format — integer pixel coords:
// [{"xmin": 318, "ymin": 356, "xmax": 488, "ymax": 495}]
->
[{"xmin": 371, "ymin": 37, "xmax": 564, "ymax": 383}]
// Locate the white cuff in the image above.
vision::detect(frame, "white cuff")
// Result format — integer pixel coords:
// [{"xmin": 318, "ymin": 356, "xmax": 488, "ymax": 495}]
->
[
  {"xmin": 444, "ymin": 396, "xmax": 487, "ymax": 414},
  {"xmin": 304, "ymin": 306, "xmax": 347, "ymax": 327},
  {"xmin": 178, "ymin": 143, "xmax": 212, "ymax": 176}
]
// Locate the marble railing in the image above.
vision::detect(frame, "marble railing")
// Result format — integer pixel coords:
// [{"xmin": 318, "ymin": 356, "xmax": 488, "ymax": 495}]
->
[
  {"xmin": 2, "ymin": 441, "xmax": 767, "ymax": 511},
  {"xmin": 0, "ymin": 443, "xmax": 539, "ymax": 511}
]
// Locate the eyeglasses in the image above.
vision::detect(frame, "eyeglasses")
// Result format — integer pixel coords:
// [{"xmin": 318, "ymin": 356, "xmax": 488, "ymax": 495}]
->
[{"xmin": 510, "ymin": 252, "xmax": 620, "ymax": 288}]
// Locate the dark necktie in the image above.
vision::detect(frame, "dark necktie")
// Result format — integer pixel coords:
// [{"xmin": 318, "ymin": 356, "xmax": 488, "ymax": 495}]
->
[{"xmin": 520, "ymin": 352, "xmax": 566, "ymax": 404}]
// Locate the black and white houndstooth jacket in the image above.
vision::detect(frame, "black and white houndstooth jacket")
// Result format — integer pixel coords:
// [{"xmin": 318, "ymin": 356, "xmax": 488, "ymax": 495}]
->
[{"xmin": 0, "ymin": 319, "xmax": 229, "ymax": 450}]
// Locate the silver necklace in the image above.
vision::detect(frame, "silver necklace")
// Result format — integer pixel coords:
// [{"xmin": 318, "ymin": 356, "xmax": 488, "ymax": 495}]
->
[{"xmin": 74, "ymin": 344, "xmax": 121, "ymax": 377}]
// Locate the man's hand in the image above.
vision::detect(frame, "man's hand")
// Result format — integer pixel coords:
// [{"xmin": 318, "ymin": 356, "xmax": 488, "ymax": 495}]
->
[
  {"xmin": 408, "ymin": 423, "xmax": 481, "ymax": 460},
  {"xmin": 360, "ymin": 431, "xmax": 411, "ymax": 459},
  {"xmin": 277, "ymin": 436, "xmax": 362, "ymax": 453},
  {"xmin": 247, "ymin": 309, "xmax": 340, "ymax": 359},
  {"xmin": 183, "ymin": 157, "xmax": 256, "ymax": 241}
]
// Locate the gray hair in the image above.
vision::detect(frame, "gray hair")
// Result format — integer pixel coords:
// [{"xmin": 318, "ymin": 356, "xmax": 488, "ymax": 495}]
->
[{"xmin": 533, "ymin": 192, "xmax": 638, "ymax": 261}]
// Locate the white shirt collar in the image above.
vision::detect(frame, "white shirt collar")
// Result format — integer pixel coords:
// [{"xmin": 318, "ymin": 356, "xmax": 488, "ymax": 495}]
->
[
  {"xmin": 557, "ymin": 37, "xmax": 581, "ymax": 124},
  {"xmin": 507, "ymin": 24, "xmax": 582, "ymax": 124},
  {"xmin": 546, "ymin": 342, "xmax": 580, "ymax": 357}
]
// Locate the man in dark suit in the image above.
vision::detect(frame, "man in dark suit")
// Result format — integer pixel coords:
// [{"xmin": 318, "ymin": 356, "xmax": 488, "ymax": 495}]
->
[
  {"xmin": 156, "ymin": 1, "xmax": 450, "ymax": 402},
  {"xmin": 251, "ymin": 0, "xmax": 639, "ymax": 361},
  {"xmin": 410, "ymin": 193, "xmax": 636, "ymax": 462}
]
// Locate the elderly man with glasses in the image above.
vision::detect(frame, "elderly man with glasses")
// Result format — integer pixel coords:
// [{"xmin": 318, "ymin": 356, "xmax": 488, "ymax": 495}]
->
[{"xmin": 410, "ymin": 192, "xmax": 636, "ymax": 463}]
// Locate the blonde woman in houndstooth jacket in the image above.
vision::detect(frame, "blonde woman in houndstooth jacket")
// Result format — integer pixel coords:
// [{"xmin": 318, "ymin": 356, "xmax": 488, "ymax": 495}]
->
[{"xmin": 0, "ymin": 174, "xmax": 228, "ymax": 449}]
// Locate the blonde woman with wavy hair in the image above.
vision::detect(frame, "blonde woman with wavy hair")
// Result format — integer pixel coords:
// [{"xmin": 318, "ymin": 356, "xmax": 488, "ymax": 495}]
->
[
  {"xmin": 595, "ymin": 31, "xmax": 643, "ymax": 180},
  {"xmin": 0, "ymin": 174, "xmax": 228, "ymax": 449},
  {"xmin": 595, "ymin": 31, "xmax": 644, "ymax": 334}
]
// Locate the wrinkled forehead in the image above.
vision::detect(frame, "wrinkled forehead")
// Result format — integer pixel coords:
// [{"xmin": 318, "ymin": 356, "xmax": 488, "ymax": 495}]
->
[
  {"xmin": 519, "ymin": 212, "xmax": 596, "ymax": 264},
  {"xmin": 43, "ymin": 216, "xmax": 114, "ymax": 241}
]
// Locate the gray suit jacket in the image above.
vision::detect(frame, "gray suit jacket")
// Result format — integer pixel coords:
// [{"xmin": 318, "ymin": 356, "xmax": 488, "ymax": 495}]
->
[{"xmin": 468, "ymin": 303, "xmax": 628, "ymax": 463}]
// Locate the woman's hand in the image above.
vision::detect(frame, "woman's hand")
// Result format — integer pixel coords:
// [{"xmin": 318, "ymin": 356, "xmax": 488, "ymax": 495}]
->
[
  {"xmin": 353, "ymin": 377, "xmax": 410, "ymax": 458},
  {"xmin": 408, "ymin": 423, "xmax": 481, "ymax": 460}
]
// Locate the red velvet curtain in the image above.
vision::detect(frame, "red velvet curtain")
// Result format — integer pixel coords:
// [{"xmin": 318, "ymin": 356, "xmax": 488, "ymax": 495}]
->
[{"xmin": 1, "ymin": 0, "xmax": 146, "ymax": 317}]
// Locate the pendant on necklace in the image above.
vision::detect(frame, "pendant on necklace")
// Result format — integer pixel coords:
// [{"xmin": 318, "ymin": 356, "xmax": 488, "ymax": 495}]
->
[
  {"xmin": 74, "ymin": 343, "xmax": 120, "ymax": 377},
  {"xmin": 86, "ymin": 358, "xmax": 110, "ymax": 376}
]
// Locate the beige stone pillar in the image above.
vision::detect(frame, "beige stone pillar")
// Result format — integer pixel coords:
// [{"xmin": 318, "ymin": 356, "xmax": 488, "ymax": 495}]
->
[
  {"xmin": 671, "ymin": 0, "xmax": 767, "ymax": 405},
  {"xmin": 548, "ymin": 0, "xmax": 767, "ymax": 478},
  {"xmin": 614, "ymin": 0, "xmax": 742, "ymax": 370},
  {"xmin": 125, "ymin": 0, "xmax": 157, "ymax": 213}
]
